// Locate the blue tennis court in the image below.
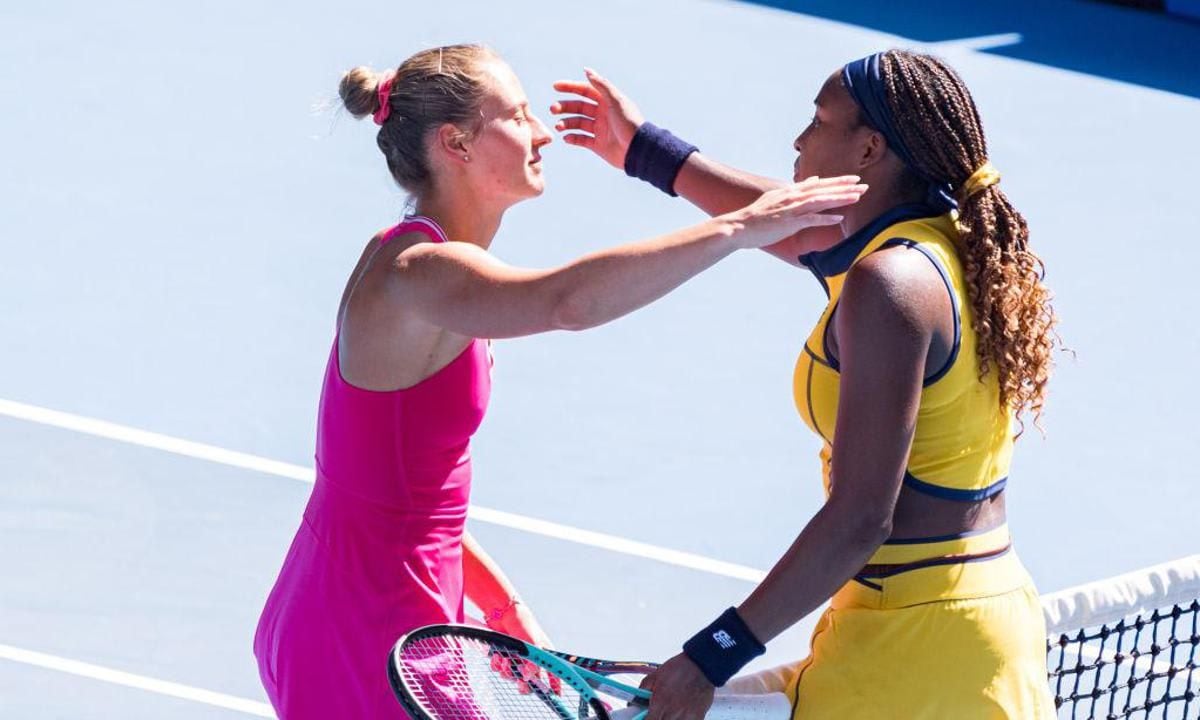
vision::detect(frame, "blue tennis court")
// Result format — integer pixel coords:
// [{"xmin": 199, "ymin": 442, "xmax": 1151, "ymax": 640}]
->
[{"xmin": 2, "ymin": 0, "xmax": 1198, "ymax": 716}]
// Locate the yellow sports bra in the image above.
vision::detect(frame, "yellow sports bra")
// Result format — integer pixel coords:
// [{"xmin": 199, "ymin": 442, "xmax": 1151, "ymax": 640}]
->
[{"xmin": 793, "ymin": 204, "xmax": 1014, "ymax": 501}]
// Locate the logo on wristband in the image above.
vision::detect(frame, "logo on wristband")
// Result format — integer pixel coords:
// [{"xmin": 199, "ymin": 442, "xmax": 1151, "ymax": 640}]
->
[{"xmin": 713, "ymin": 630, "xmax": 736, "ymax": 650}]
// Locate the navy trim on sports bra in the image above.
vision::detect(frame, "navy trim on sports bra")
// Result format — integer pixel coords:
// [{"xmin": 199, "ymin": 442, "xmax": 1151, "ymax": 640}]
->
[
  {"xmin": 903, "ymin": 471, "xmax": 1008, "ymax": 501},
  {"xmin": 852, "ymin": 577, "xmax": 883, "ymax": 591},
  {"xmin": 822, "ymin": 306, "xmax": 841, "ymax": 371},
  {"xmin": 856, "ymin": 545, "xmax": 1012, "ymax": 580},
  {"xmin": 881, "ymin": 526, "xmax": 997, "ymax": 545},
  {"xmin": 813, "ymin": 236, "xmax": 961, "ymax": 384},
  {"xmin": 803, "ymin": 358, "xmax": 832, "ymax": 444},
  {"xmin": 797, "ymin": 203, "xmax": 940, "ymax": 278},
  {"xmin": 879, "ymin": 238, "xmax": 961, "ymax": 386},
  {"xmin": 803, "ymin": 344, "xmax": 833, "ymax": 368}
]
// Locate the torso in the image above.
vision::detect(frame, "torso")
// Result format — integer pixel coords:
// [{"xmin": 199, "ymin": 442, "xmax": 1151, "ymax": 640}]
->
[
  {"xmin": 254, "ymin": 216, "xmax": 493, "ymax": 715},
  {"xmin": 794, "ymin": 205, "xmax": 1014, "ymax": 540}
]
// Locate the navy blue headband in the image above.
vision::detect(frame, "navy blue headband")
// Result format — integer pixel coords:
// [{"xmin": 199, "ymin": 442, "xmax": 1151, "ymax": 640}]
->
[{"xmin": 841, "ymin": 53, "xmax": 957, "ymax": 213}]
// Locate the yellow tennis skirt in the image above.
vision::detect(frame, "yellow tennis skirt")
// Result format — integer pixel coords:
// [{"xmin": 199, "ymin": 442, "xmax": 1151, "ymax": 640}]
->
[{"xmin": 785, "ymin": 526, "xmax": 1055, "ymax": 719}]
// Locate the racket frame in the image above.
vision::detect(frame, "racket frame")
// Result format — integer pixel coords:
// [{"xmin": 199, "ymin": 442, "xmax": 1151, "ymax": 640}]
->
[{"xmin": 389, "ymin": 624, "xmax": 653, "ymax": 720}]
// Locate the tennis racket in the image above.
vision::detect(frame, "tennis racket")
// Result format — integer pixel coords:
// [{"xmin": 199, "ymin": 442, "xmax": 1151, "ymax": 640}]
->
[
  {"xmin": 389, "ymin": 624, "xmax": 654, "ymax": 720},
  {"xmin": 389, "ymin": 624, "xmax": 793, "ymax": 720}
]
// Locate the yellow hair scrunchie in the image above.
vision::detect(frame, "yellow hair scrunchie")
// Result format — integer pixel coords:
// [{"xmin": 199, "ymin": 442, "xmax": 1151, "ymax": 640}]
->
[{"xmin": 960, "ymin": 161, "xmax": 1001, "ymax": 200}]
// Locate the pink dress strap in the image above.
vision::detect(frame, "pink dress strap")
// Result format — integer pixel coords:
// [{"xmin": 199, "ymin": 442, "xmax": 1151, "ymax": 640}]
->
[{"xmin": 382, "ymin": 215, "xmax": 449, "ymax": 245}]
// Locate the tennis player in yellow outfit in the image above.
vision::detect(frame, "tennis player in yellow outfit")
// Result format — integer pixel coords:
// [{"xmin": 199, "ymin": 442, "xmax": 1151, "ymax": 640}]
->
[{"xmin": 552, "ymin": 50, "xmax": 1059, "ymax": 718}]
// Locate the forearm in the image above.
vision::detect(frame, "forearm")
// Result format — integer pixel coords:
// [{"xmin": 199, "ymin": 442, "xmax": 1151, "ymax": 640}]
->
[
  {"xmin": 461, "ymin": 532, "xmax": 519, "ymax": 614},
  {"xmin": 550, "ymin": 216, "xmax": 740, "ymax": 331},
  {"xmin": 674, "ymin": 153, "xmax": 784, "ymax": 216},
  {"xmin": 625, "ymin": 122, "xmax": 808, "ymax": 266},
  {"xmin": 673, "ymin": 154, "xmax": 839, "ymax": 265},
  {"xmin": 736, "ymin": 501, "xmax": 889, "ymax": 643},
  {"xmin": 399, "ymin": 180, "xmax": 859, "ymax": 338}
]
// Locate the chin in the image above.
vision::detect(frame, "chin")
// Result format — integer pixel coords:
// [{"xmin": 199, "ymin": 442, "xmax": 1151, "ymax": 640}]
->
[{"xmin": 525, "ymin": 175, "xmax": 546, "ymax": 197}]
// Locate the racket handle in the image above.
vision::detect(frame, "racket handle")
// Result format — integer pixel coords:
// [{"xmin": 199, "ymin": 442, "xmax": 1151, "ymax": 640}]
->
[{"xmin": 608, "ymin": 693, "xmax": 791, "ymax": 720}]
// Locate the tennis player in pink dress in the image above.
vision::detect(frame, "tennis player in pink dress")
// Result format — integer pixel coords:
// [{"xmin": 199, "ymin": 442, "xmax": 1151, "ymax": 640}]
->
[{"xmin": 253, "ymin": 44, "xmax": 866, "ymax": 718}]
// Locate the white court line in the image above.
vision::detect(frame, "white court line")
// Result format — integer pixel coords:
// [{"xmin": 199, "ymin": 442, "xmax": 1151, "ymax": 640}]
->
[
  {"xmin": 0, "ymin": 398, "xmax": 767, "ymax": 583},
  {"xmin": 0, "ymin": 644, "xmax": 274, "ymax": 717},
  {"xmin": 922, "ymin": 32, "xmax": 1024, "ymax": 52},
  {"xmin": 468, "ymin": 506, "xmax": 766, "ymax": 582}
]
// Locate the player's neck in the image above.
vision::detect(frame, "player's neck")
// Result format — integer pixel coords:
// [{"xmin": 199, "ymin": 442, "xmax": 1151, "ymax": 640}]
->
[
  {"xmin": 840, "ymin": 180, "xmax": 925, "ymax": 239},
  {"xmin": 413, "ymin": 194, "xmax": 503, "ymax": 250}
]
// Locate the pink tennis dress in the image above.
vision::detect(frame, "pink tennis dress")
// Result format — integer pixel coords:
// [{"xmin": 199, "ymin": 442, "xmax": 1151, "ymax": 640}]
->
[{"xmin": 254, "ymin": 216, "xmax": 492, "ymax": 718}]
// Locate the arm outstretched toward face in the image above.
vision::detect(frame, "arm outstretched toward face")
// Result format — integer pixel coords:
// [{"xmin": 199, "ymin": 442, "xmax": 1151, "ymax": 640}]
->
[
  {"xmin": 390, "ymin": 176, "xmax": 864, "ymax": 339},
  {"xmin": 551, "ymin": 69, "xmax": 844, "ymax": 266}
]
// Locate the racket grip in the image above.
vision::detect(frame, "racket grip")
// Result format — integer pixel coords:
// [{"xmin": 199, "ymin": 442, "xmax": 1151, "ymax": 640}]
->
[{"xmin": 608, "ymin": 693, "xmax": 791, "ymax": 720}]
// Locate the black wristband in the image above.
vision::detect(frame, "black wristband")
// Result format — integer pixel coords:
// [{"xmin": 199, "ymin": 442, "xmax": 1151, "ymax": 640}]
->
[
  {"xmin": 681, "ymin": 607, "xmax": 766, "ymax": 687},
  {"xmin": 623, "ymin": 122, "xmax": 698, "ymax": 197}
]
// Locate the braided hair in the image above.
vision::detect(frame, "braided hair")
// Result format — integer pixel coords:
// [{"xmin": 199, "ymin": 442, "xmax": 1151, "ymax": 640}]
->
[{"xmin": 879, "ymin": 50, "xmax": 1060, "ymax": 434}]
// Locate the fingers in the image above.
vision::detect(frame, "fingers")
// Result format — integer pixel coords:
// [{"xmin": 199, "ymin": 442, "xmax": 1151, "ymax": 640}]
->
[
  {"xmin": 521, "ymin": 661, "xmax": 541, "ymax": 682},
  {"xmin": 798, "ymin": 186, "xmax": 868, "ymax": 205},
  {"xmin": 584, "ymin": 67, "xmax": 619, "ymax": 100},
  {"xmin": 549, "ymin": 99, "xmax": 600, "ymax": 118},
  {"xmin": 502, "ymin": 658, "xmax": 561, "ymax": 696},
  {"xmin": 559, "ymin": 133, "xmax": 596, "ymax": 149},
  {"xmin": 798, "ymin": 174, "xmax": 863, "ymax": 189},
  {"xmin": 793, "ymin": 188, "xmax": 869, "ymax": 213},
  {"xmin": 763, "ymin": 179, "xmax": 864, "ymax": 210},
  {"xmin": 638, "ymin": 675, "xmax": 661, "ymax": 720},
  {"xmin": 644, "ymin": 693, "xmax": 660, "ymax": 720},
  {"xmin": 801, "ymin": 213, "xmax": 845, "ymax": 227},
  {"xmin": 554, "ymin": 116, "xmax": 596, "ymax": 135},
  {"xmin": 552, "ymin": 79, "xmax": 602, "ymax": 102},
  {"xmin": 638, "ymin": 672, "xmax": 656, "ymax": 692},
  {"xmin": 767, "ymin": 181, "xmax": 866, "ymax": 206},
  {"xmin": 550, "ymin": 101, "xmax": 601, "ymax": 152}
]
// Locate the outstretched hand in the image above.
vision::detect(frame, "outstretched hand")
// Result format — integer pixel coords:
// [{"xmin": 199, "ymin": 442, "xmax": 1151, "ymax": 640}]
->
[
  {"xmin": 727, "ymin": 175, "xmax": 867, "ymax": 250},
  {"xmin": 551, "ymin": 68, "xmax": 644, "ymax": 170}
]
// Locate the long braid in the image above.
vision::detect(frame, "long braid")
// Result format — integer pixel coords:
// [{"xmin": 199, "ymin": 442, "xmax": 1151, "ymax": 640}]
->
[{"xmin": 880, "ymin": 51, "xmax": 1059, "ymax": 434}]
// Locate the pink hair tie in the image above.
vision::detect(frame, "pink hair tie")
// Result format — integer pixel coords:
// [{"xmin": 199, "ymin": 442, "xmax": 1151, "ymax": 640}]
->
[{"xmin": 373, "ymin": 70, "xmax": 397, "ymax": 125}]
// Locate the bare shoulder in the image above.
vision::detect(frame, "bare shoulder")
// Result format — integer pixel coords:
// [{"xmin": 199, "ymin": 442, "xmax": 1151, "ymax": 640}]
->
[
  {"xmin": 842, "ymin": 245, "xmax": 946, "ymax": 330},
  {"xmin": 394, "ymin": 235, "xmax": 492, "ymax": 267},
  {"xmin": 390, "ymin": 239, "xmax": 519, "ymax": 293}
]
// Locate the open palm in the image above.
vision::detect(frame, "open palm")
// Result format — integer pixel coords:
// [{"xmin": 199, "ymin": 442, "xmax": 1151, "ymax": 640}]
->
[{"xmin": 551, "ymin": 69, "xmax": 644, "ymax": 170}]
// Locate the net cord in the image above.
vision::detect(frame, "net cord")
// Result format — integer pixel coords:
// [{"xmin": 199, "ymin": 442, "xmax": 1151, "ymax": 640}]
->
[{"xmin": 1041, "ymin": 554, "xmax": 1200, "ymax": 636}]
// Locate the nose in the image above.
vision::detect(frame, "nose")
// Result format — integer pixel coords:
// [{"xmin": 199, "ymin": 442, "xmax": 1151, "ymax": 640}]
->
[{"xmin": 532, "ymin": 114, "xmax": 553, "ymax": 147}]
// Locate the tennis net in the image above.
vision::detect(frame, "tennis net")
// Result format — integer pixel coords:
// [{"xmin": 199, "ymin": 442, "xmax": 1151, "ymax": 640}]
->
[{"xmin": 1043, "ymin": 554, "xmax": 1200, "ymax": 719}]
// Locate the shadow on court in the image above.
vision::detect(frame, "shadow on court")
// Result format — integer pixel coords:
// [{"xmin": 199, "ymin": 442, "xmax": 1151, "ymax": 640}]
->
[{"xmin": 739, "ymin": 0, "xmax": 1200, "ymax": 99}]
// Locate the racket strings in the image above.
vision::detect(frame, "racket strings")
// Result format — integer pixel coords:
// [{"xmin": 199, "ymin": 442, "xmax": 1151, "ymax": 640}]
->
[{"xmin": 397, "ymin": 634, "xmax": 602, "ymax": 720}]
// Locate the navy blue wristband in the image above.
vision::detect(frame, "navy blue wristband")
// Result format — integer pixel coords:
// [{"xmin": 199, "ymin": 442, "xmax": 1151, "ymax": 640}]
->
[
  {"xmin": 681, "ymin": 607, "xmax": 766, "ymax": 687},
  {"xmin": 623, "ymin": 122, "xmax": 698, "ymax": 197}
]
